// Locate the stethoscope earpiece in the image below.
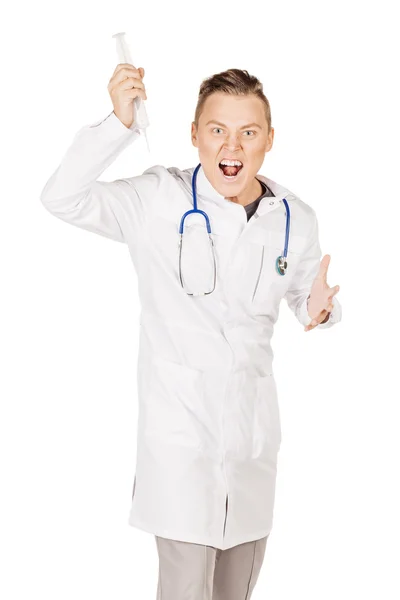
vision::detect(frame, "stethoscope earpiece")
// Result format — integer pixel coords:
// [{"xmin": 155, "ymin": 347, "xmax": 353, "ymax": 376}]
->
[{"xmin": 275, "ymin": 255, "xmax": 288, "ymax": 276}]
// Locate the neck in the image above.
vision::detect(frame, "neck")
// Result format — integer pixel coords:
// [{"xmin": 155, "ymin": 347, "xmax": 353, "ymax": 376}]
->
[{"xmin": 226, "ymin": 178, "xmax": 263, "ymax": 206}]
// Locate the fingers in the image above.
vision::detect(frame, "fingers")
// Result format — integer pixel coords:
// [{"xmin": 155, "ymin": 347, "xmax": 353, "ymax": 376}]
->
[
  {"xmin": 305, "ymin": 287, "xmax": 338, "ymax": 332},
  {"xmin": 126, "ymin": 87, "xmax": 147, "ymax": 101},
  {"xmin": 108, "ymin": 65, "xmax": 145, "ymax": 90},
  {"xmin": 107, "ymin": 64, "xmax": 147, "ymax": 128},
  {"xmin": 328, "ymin": 284, "xmax": 340, "ymax": 298},
  {"xmin": 108, "ymin": 64, "xmax": 148, "ymax": 107},
  {"xmin": 112, "ymin": 63, "xmax": 142, "ymax": 76},
  {"xmin": 119, "ymin": 76, "xmax": 146, "ymax": 92},
  {"xmin": 304, "ymin": 309, "xmax": 330, "ymax": 332},
  {"xmin": 305, "ymin": 272, "xmax": 340, "ymax": 331},
  {"xmin": 316, "ymin": 254, "xmax": 330, "ymax": 282},
  {"xmin": 304, "ymin": 290, "xmax": 337, "ymax": 331}
]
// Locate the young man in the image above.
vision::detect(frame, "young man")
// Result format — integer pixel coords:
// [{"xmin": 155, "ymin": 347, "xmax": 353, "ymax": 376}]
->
[{"xmin": 40, "ymin": 65, "xmax": 342, "ymax": 600}]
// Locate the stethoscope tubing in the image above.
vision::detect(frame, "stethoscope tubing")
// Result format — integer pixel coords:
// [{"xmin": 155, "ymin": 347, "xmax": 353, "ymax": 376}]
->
[{"xmin": 179, "ymin": 162, "xmax": 290, "ymax": 273}]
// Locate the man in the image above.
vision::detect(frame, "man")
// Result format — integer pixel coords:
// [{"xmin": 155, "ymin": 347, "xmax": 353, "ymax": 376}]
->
[{"xmin": 40, "ymin": 64, "xmax": 342, "ymax": 600}]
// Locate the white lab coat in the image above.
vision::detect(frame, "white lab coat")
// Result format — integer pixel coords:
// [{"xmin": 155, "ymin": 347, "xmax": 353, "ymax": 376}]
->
[{"xmin": 40, "ymin": 110, "xmax": 342, "ymax": 550}]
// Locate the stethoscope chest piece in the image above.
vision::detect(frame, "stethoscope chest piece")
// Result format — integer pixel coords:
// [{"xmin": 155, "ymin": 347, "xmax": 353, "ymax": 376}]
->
[{"xmin": 276, "ymin": 255, "xmax": 288, "ymax": 276}]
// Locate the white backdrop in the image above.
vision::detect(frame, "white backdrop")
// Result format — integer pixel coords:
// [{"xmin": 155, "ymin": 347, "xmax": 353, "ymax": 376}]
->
[{"xmin": 1, "ymin": 0, "xmax": 399, "ymax": 598}]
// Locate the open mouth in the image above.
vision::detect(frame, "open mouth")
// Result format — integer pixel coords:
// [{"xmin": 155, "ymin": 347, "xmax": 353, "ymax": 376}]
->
[{"xmin": 218, "ymin": 159, "xmax": 244, "ymax": 181}]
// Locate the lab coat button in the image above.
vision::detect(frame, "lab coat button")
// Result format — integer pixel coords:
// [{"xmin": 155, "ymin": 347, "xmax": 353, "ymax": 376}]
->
[{"xmin": 269, "ymin": 201, "xmax": 274, "ymax": 205}]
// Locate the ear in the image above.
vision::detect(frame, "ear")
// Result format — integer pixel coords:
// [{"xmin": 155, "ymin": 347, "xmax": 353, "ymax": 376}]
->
[
  {"xmin": 265, "ymin": 126, "xmax": 274, "ymax": 154},
  {"xmin": 191, "ymin": 121, "xmax": 198, "ymax": 148}
]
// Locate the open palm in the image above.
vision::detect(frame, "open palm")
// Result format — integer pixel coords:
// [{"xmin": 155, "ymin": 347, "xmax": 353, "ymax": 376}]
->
[{"xmin": 305, "ymin": 254, "xmax": 340, "ymax": 332}]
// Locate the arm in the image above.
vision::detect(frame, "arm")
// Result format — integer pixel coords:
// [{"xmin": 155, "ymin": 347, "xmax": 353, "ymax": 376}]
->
[
  {"xmin": 39, "ymin": 111, "xmax": 144, "ymax": 243},
  {"xmin": 284, "ymin": 212, "xmax": 342, "ymax": 329}
]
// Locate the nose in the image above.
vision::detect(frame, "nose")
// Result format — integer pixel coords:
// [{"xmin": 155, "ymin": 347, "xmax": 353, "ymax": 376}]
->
[{"xmin": 223, "ymin": 132, "xmax": 242, "ymax": 152}]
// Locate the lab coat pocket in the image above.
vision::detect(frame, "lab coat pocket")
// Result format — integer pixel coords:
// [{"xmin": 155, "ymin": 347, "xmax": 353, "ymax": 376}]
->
[
  {"xmin": 253, "ymin": 373, "xmax": 282, "ymax": 457},
  {"xmin": 131, "ymin": 474, "xmax": 136, "ymax": 500},
  {"xmin": 250, "ymin": 231, "xmax": 306, "ymax": 306},
  {"xmin": 144, "ymin": 357, "xmax": 204, "ymax": 450}
]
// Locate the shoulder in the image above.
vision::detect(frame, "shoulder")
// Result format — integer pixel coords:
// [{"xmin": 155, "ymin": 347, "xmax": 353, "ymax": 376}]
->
[
  {"xmin": 118, "ymin": 165, "xmax": 193, "ymax": 222},
  {"xmin": 124, "ymin": 164, "xmax": 192, "ymax": 196},
  {"xmin": 118, "ymin": 165, "xmax": 189, "ymax": 215}
]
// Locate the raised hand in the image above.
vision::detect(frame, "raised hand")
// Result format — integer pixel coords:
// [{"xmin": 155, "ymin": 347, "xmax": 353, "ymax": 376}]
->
[
  {"xmin": 304, "ymin": 254, "xmax": 340, "ymax": 332},
  {"xmin": 107, "ymin": 64, "xmax": 147, "ymax": 130}
]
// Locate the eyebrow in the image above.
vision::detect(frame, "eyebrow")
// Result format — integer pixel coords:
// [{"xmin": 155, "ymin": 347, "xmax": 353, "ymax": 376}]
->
[{"xmin": 205, "ymin": 120, "xmax": 262, "ymax": 130}]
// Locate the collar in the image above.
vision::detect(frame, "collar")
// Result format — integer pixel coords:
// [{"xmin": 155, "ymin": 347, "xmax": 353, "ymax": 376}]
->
[{"xmin": 193, "ymin": 164, "xmax": 296, "ymax": 217}]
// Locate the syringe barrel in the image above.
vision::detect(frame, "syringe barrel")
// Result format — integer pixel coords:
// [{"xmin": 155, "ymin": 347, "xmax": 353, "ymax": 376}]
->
[
  {"xmin": 112, "ymin": 32, "xmax": 133, "ymax": 65},
  {"xmin": 112, "ymin": 31, "xmax": 150, "ymax": 139}
]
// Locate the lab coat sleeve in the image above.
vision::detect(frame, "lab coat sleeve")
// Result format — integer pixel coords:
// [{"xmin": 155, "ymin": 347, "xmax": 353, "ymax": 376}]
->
[
  {"xmin": 284, "ymin": 211, "xmax": 342, "ymax": 329},
  {"xmin": 39, "ymin": 110, "xmax": 145, "ymax": 243}
]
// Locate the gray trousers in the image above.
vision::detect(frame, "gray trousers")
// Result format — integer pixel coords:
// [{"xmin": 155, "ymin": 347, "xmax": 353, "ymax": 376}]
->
[{"xmin": 155, "ymin": 534, "xmax": 269, "ymax": 600}]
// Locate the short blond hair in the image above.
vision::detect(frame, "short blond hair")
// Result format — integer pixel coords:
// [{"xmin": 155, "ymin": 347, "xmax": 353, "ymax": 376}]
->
[{"xmin": 194, "ymin": 68, "xmax": 272, "ymax": 132}]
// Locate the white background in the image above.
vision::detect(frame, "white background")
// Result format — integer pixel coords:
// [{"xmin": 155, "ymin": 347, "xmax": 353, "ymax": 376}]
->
[{"xmin": 1, "ymin": 0, "xmax": 399, "ymax": 598}]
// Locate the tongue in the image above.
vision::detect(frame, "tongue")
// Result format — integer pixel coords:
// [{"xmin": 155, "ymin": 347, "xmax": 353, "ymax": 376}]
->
[{"xmin": 221, "ymin": 165, "xmax": 241, "ymax": 177}]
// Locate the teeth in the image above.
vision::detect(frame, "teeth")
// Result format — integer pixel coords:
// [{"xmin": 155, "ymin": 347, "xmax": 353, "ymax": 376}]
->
[{"xmin": 220, "ymin": 159, "xmax": 243, "ymax": 166}]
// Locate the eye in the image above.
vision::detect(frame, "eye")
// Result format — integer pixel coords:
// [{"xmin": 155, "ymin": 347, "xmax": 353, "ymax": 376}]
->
[
  {"xmin": 243, "ymin": 130, "xmax": 256, "ymax": 136},
  {"xmin": 212, "ymin": 127, "xmax": 224, "ymax": 134}
]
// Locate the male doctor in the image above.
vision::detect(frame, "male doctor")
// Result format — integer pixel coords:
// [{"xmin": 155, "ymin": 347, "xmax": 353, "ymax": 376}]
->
[{"xmin": 40, "ymin": 64, "xmax": 342, "ymax": 600}]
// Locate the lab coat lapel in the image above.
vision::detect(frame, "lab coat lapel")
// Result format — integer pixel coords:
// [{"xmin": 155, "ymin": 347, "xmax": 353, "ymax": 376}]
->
[{"xmin": 255, "ymin": 174, "xmax": 296, "ymax": 217}]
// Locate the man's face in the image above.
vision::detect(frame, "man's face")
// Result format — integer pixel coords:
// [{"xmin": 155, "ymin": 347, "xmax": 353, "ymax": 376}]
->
[{"xmin": 191, "ymin": 92, "xmax": 274, "ymax": 197}]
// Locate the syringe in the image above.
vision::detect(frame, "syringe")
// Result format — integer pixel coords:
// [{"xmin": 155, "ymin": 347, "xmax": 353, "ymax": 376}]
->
[{"xmin": 112, "ymin": 32, "xmax": 150, "ymax": 152}]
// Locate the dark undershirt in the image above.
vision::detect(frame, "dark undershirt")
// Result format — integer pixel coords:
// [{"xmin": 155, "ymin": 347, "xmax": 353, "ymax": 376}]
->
[{"xmin": 244, "ymin": 180, "xmax": 275, "ymax": 221}]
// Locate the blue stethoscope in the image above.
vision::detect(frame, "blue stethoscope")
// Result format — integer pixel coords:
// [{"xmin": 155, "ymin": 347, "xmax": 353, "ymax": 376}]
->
[{"xmin": 178, "ymin": 163, "xmax": 291, "ymax": 295}]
